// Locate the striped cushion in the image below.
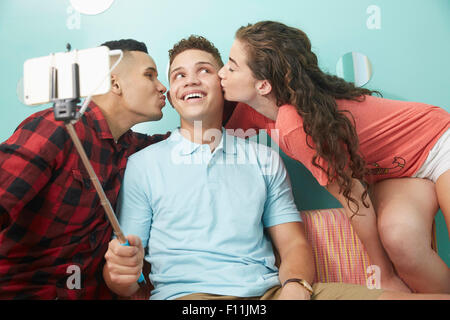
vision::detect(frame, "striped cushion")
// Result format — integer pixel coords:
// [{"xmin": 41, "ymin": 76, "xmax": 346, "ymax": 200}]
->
[{"xmin": 300, "ymin": 208, "xmax": 371, "ymax": 285}]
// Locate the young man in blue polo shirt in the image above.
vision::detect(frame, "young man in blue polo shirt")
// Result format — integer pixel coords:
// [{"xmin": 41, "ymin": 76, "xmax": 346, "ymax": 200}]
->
[
  {"xmin": 103, "ymin": 36, "xmax": 314, "ymax": 300},
  {"xmin": 102, "ymin": 36, "xmax": 449, "ymax": 300}
]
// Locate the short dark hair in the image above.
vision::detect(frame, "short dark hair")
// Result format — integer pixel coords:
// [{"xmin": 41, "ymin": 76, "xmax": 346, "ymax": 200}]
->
[
  {"xmin": 101, "ymin": 39, "xmax": 148, "ymax": 54},
  {"xmin": 168, "ymin": 35, "xmax": 223, "ymax": 69}
]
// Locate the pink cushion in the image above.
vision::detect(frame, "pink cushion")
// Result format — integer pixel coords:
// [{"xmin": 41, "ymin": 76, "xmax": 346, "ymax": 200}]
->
[{"xmin": 300, "ymin": 208, "xmax": 371, "ymax": 285}]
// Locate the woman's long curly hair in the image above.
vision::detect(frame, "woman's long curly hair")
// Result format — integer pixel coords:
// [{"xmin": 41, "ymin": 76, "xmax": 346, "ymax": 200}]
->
[{"xmin": 236, "ymin": 21, "xmax": 380, "ymax": 216}]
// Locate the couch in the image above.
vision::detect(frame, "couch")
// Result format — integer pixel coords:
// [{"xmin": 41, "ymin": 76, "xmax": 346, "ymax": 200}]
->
[{"xmin": 129, "ymin": 207, "xmax": 437, "ymax": 299}]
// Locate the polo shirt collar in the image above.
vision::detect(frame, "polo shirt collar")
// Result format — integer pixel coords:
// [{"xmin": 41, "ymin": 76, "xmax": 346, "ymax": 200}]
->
[{"xmin": 172, "ymin": 127, "xmax": 237, "ymax": 156}]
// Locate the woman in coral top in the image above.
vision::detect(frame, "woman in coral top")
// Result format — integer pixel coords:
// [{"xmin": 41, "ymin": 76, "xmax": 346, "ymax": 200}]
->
[{"xmin": 219, "ymin": 21, "xmax": 450, "ymax": 293}]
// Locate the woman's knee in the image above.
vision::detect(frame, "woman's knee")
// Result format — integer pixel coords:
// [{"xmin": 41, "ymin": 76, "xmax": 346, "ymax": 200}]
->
[{"xmin": 378, "ymin": 214, "xmax": 430, "ymax": 266}]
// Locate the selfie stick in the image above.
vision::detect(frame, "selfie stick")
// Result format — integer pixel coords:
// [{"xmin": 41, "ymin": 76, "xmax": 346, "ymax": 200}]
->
[{"xmin": 51, "ymin": 44, "xmax": 145, "ymax": 285}]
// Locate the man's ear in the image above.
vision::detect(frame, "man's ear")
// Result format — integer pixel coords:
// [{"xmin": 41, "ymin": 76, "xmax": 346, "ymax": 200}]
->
[
  {"xmin": 255, "ymin": 79, "xmax": 272, "ymax": 96},
  {"xmin": 110, "ymin": 74, "xmax": 122, "ymax": 95}
]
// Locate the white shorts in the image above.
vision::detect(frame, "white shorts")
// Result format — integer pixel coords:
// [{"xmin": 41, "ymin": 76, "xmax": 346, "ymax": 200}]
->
[{"xmin": 413, "ymin": 128, "xmax": 450, "ymax": 183}]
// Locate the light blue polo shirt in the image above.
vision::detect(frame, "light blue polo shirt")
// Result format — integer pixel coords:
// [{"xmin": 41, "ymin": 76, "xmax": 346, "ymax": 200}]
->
[{"xmin": 117, "ymin": 128, "xmax": 302, "ymax": 300}]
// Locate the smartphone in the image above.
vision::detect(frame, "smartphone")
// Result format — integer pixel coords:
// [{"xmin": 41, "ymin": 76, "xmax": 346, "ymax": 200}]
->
[{"xmin": 23, "ymin": 46, "xmax": 113, "ymax": 106}]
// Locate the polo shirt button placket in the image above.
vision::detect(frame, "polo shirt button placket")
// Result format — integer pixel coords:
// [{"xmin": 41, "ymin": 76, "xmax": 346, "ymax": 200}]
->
[
  {"xmin": 206, "ymin": 152, "xmax": 215, "ymax": 171},
  {"xmin": 206, "ymin": 153, "xmax": 220, "ymax": 192},
  {"xmin": 203, "ymin": 146, "xmax": 212, "ymax": 170}
]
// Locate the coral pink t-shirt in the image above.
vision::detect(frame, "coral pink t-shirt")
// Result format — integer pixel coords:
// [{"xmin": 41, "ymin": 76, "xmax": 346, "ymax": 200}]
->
[{"xmin": 225, "ymin": 95, "xmax": 450, "ymax": 186}]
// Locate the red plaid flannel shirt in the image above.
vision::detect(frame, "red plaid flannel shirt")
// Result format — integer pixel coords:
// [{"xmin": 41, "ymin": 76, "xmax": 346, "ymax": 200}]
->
[{"xmin": 0, "ymin": 102, "xmax": 169, "ymax": 299}]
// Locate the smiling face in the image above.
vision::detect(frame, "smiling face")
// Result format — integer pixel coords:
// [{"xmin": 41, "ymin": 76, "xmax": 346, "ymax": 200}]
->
[
  {"xmin": 117, "ymin": 51, "xmax": 167, "ymax": 121},
  {"xmin": 218, "ymin": 39, "xmax": 259, "ymax": 105},
  {"xmin": 168, "ymin": 49, "xmax": 224, "ymax": 126}
]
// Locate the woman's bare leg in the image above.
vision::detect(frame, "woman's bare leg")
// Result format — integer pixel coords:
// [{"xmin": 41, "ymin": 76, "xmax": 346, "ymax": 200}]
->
[
  {"xmin": 378, "ymin": 291, "xmax": 450, "ymax": 300},
  {"xmin": 327, "ymin": 180, "xmax": 410, "ymax": 292},
  {"xmin": 436, "ymin": 169, "xmax": 450, "ymax": 238},
  {"xmin": 372, "ymin": 177, "xmax": 450, "ymax": 293}
]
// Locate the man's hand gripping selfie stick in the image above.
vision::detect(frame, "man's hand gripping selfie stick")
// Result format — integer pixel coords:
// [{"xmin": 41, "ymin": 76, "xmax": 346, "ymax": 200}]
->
[{"xmin": 50, "ymin": 44, "xmax": 145, "ymax": 285}]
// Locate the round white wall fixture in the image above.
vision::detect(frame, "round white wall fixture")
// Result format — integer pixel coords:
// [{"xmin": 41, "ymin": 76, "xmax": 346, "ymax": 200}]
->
[{"xmin": 70, "ymin": 0, "xmax": 115, "ymax": 15}]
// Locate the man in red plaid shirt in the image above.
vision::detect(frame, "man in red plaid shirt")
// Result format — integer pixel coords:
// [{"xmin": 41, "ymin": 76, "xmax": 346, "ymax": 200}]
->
[{"xmin": 0, "ymin": 39, "xmax": 169, "ymax": 299}]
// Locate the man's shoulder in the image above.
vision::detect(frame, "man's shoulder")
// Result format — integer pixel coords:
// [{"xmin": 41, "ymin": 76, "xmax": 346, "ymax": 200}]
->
[
  {"xmin": 128, "ymin": 130, "xmax": 171, "ymax": 154},
  {"xmin": 7, "ymin": 108, "xmax": 69, "ymax": 149},
  {"xmin": 228, "ymin": 133, "xmax": 282, "ymax": 175},
  {"xmin": 0, "ymin": 108, "xmax": 70, "ymax": 169},
  {"xmin": 230, "ymin": 133, "xmax": 278, "ymax": 157},
  {"xmin": 128, "ymin": 133, "xmax": 173, "ymax": 162},
  {"xmin": 16, "ymin": 107, "xmax": 64, "ymax": 131}
]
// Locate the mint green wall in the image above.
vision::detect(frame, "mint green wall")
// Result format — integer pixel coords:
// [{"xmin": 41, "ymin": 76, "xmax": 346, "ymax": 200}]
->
[{"xmin": 0, "ymin": 0, "xmax": 448, "ymax": 265}]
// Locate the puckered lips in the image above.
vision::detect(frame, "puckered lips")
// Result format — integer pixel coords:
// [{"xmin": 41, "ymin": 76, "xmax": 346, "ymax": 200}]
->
[
  {"xmin": 159, "ymin": 94, "xmax": 166, "ymax": 107},
  {"xmin": 181, "ymin": 90, "xmax": 207, "ymax": 103}
]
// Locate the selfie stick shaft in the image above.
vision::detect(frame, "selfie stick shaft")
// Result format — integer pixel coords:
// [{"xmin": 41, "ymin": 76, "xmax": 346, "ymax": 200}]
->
[
  {"xmin": 66, "ymin": 123, "xmax": 125, "ymax": 241},
  {"xmin": 65, "ymin": 122, "xmax": 145, "ymax": 285},
  {"xmin": 50, "ymin": 46, "xmax": 145, "ymax": 284}
]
